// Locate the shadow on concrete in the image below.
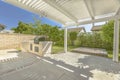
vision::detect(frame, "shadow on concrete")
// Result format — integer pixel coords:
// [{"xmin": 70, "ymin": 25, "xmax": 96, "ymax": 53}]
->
[
  {"xmin": 43, "ymin": 57, "xmax": 93, "ymax": 80},
  {"xmin": 44, "ymin": 55, "xmax": 120, "ymax": 80},
  {"xmin": 78, "ymin": 55, "xmax": 120, "ymax": 74}
]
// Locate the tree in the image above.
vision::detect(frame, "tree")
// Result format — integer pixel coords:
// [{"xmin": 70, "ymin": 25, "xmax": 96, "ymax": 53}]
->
[
  {"xmin": 48, "ymin": 26, "xmax": 61, "ymax": 43},
  {"xmin": 32, "ymin": 18, "xmax": 42, "ymax": 35},
  {"xmin": 101, "ymin": 20, "xmax": 120, "ymax": 50},
  {"xmin": 41, "ymin": 24, "xmax": 51, "ymax": 36},
  {"xmin": 12, "ymin": 21, "xmax": 34, "ymax": 34},
  {"xmin": 55, "ymin": 30, "xmax": 64, "ymax": 46},
  {"xmin": 11, "ymin": 27, "xmax": 16, "ymax": 31},
  {"xmin": 69, "ymin": 31, "xmax": 77, "ymax": 46},
  {"xmin": 0, "ymin": 24, "xmax": 5, "ymax": 31},
  {"xmin": 10, "ymin": 19, "xmax": 64, "ymax": 46}
]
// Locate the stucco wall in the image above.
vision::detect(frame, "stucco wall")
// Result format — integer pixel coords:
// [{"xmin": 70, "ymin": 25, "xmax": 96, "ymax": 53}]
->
[{"xmin": 0, "ymin": 33, "xmax": 36, "ymax": 50}]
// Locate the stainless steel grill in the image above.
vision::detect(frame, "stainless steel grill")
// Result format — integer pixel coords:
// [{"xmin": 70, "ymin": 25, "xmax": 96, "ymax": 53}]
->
[{"xmin": 34, "ymin": 36, "xmax": 46, "ymax": 44}]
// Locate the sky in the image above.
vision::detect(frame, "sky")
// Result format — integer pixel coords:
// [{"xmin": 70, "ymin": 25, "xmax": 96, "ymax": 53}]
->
[
  {"xmin": 0, "ymin": 0, "xmax": 62, "ymax": 29},
  {"xmin": 0, "ymin": 0, "xmax": 105, "ymax": 32}
]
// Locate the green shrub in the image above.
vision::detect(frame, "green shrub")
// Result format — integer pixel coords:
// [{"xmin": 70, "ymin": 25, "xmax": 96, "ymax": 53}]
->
[{"xmin": 77, "ymin": 32, "xmax": 104, "ymax": 48}]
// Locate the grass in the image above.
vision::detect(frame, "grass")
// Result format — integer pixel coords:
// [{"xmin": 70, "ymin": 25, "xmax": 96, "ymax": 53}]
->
[
  {"xmin": 52, "ymin": 45, "xmax": 78, "ymax": 54},
  {"xmin": 52, "ymin": 46, "xmax": 64, "ymax": 54},
  {"xmin": 16, "ymin": 48, "xmax": 21, "ymax": 51},
  {"xmin": 68, "ymin": 46, "xmax": 79, "ymax": 51},
  {"xmin": 52, "ymin": 46, "xmax": 120, "ymax": 61},
  {"xmin": 107, "ymin": 50, "xmax": 120, "ymax": 60}
]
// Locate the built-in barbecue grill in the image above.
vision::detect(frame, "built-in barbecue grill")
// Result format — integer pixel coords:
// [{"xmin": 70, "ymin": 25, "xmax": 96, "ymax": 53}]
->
[
  {"xmin": 34, "ymin": 36, "xmax": 46, "ymax": 44},
  {"xmin": 21, "ymin": 36, "xmax": 52, "ymax": 56}
]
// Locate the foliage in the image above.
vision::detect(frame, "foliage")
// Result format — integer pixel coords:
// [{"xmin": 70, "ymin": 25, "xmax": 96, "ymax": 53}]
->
[
  {"xmin": 55, "ymin": 30, "xmax": 64, "ymax": 46},
  {"xmin": 101, "ymin": 21, "xmax": 114, "ymax": 50},
  {"xmin": 11, "ymin": 19, "xmax": 64, "ymax": 46},
  {"xmin": 12, "ymin": 21, "xmax": 34, "ymax": 34},
  {"xmin": 52, "ymin": 46, "xmax": 64, "ymax": 54},
  {"xmin": 77, "ymin": 32, "xmax": 104, "ymax": 48},
  {"xmin": 52, "ymin": 45, "xmax": 78, "ymax": 54},
  {"xmin": 48, "ymin": 26, "xmax": 60, "ymax": 42},
  {"xmin": 77, "ymin": 20, "xmax": 120, "ymax": 51},
  {"xmin": 11, "ymin": 19, "xmax": 120, "ymax": 55},
  {"xmin": 12, "ymin": 19, "xmax": 120, "ymax": 52},
  {"xmin": 107, "ymin": 50, "xmax": 120, "ymax": 60},
  {"xmin": 11, "ymin": 27, "xmax": 16, "ymax": 31},
  {"xmin": 69, "ymin": 31, "xmax": 77, "ymax": 46},
  {"xmin": 32, "ymin": 19, "xmax": 42, "ymax": 35},
  {"xmin": 101, "ymin": 20, "xmax": 120, "ymax": 50},
  {"xmin": 0, "ymin": 24, "xmax": 5, "ymax": 30}
]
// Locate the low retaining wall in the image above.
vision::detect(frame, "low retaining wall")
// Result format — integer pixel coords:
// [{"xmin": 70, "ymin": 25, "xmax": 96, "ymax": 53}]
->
[
  {"xmin": 72, "ymin": 47, "xmax": 107, "ymax": 57},
  {"xmin": 0, "ymin": 33, "xmax": 36, "ymax": 50}
]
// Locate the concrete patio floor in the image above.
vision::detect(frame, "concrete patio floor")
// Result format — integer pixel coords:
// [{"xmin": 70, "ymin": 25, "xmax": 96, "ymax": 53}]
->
[
  {"xmin": 45, "ymin": 52, "xmax": 120, "ymax": 80},
  {"xmin": 0, "ymin": 49, "xmax": 120, "ymax": 80}
]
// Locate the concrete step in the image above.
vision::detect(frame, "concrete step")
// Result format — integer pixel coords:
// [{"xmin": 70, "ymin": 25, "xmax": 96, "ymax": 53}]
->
[
  {"xmin": 72, "ymin": 47, "xmax": 107, "ymax": 57},
  {"xmin": 0, "ymin": 57, "xmax": 18, "ymax": 63}
]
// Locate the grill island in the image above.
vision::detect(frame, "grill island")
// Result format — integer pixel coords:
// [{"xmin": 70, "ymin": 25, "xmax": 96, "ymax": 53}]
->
[{"xmin": 21, "ymin": 36, "xmax": 52, "ymax": 56}]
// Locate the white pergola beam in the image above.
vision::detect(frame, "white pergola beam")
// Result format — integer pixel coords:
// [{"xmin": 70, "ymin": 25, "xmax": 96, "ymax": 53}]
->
[
  {"xmin": 21, "ymin": 0, "xmax": 26, "ymax": 4},
  {"xmin": 65, "ymin": 14, "xmax": 120, "ymax": 27},
  {"xmin": 34, "ymin": 2, "xmax": 45, "ymax": 9},
  {"xmin": 83, "ymin": 0, "xmax": 94, "ymax": 19},
  {"xmin": 115, "ymin": 0, "xmax": 120, "ymax": 15},
  {"xmin": 18, "ymin": 0, "xmax": 21, "ymax": 2},
  {"xmin": 31, "ymin": 0, "xmax": 42, "ymax": 8},
  {"xmin": 113, "ymin": 18, "xmax": 119, "ymax": 62},
  {"xmin": 78, "ymin": 15, "xmax": 120, "ymax": 25},
  {"xmin": 28, "ymin": 0, "xmax": 37, "ymax": 7},
  {"xmin": 25, "ymin": 0, "xmax": 32, "ymax": 5},
  {"xmin": 115, "ymin": 7, "xmax": 120, "ymax": 15},
  {"xmin": 43, "ymin": 0, "xmax": 78, "ymax": 22}
]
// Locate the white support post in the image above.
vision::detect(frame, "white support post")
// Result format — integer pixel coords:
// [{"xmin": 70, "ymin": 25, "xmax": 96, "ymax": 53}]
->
[
  {"xmin": 64, "ymin": 27, "xmax": 68, "ymax": 53},
  {"xmin": 92, "ymin": 22, "xmax": 94, "ymax": 27},
  {"xmin": 113, "ymin": 18, "xmax": 119, "ymax": 62}
]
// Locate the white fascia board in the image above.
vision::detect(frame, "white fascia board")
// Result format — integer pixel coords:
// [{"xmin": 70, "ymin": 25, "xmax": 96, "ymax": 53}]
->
[
  {"xmin": 65, "ymin": 14, "xmax": 120, "ymax": 27},
  {"xmin": 78, "ymin": 15, "xmax": 120, "ymax": 25}
]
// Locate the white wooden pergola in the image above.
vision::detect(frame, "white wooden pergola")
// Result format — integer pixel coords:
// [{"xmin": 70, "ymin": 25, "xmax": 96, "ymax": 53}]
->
[{"xmin": 3, "ymin": 0, "xmax": 120, "ymax": 62}]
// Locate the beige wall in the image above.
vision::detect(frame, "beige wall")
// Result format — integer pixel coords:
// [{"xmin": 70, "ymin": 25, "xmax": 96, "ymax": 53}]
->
[{"xmin": 0, "ymin": 33, "xmax": 36, "ymax": 50}]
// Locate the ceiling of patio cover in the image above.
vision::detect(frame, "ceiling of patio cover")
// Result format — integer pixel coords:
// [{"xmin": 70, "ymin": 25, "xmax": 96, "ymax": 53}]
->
[{"xmin": 4, "ymin": 0, "xmax": 120, "ymax": 26}]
